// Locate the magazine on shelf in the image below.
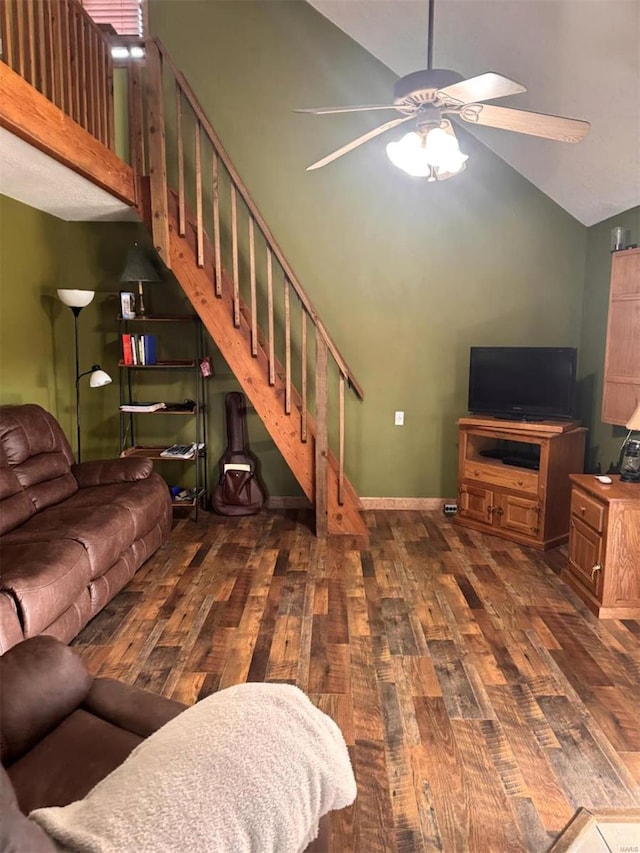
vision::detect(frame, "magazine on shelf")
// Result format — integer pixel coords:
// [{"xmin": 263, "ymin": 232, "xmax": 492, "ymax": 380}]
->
[
  {"xmin": 120, "ymin": 402, "xmax": 166, "ymax": 413},
  {"xmin": 160, "ymin": 442, "xmax": 204, "ymax": 460}
]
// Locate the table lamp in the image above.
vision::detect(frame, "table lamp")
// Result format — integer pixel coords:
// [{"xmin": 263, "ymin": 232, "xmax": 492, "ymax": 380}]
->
[
  {"xmin": 120, "ymin": 243, "xmax": 159, "ymax": 316},
  {"xmin": 619, "ymin": 402, "xmax": 640, "ymax": 483}
]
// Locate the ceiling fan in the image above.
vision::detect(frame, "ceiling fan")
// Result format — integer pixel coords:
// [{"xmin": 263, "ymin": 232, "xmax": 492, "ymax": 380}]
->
[{"xmin": 296, "ymin": 0, "xmax": 590, "ymax": 180}]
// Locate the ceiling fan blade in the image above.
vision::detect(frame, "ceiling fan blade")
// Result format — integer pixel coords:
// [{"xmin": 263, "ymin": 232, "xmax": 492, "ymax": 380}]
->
[
  {"xmin": 455, "ymin": 103, "xmax": 590, "ymax": 142},
  {"xmin": 306, "ymin": 115, "xmax": 414, "ymax": 171},
  {"xmin": 437, "ymin": 73, "xmax": 526, "ymax": 106},
  {"xmin": 295, "ymin": 104, "xmax": 409, "ymax": 115}
]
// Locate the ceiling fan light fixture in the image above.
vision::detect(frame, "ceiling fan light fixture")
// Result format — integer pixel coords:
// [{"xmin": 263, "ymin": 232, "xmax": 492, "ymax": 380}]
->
[{"xmin": 386, "ymin": 127, "xmax": 468, "ymax": 178}]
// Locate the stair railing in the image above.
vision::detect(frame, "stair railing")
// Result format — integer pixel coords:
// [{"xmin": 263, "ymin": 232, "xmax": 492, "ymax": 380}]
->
[
  {"xmin": 130, "ymin": 39, "xmax": 364, "ymax": 529},
  {"xmin": 0, "ymin": 0, "xmax": 114, "ymax": 150}
]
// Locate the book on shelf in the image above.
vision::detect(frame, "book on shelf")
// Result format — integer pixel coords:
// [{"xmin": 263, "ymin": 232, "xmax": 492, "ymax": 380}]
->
[
  {"xmin": 121, "ymin": 334, "xmax": 133, "ymax": 366},
  {"xmin": 120, "ymin": 402, "xmax": 167, "ymax": 413},
  {"xmin": 121, "ymin": 334, "xmax": 157, "ymax": 366}
]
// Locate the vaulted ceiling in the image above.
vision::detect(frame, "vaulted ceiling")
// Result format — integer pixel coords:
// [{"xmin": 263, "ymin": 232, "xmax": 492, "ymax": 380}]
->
[{"xmin": 307, "ymin": 0, "xmax": 640, "ymax": 226}]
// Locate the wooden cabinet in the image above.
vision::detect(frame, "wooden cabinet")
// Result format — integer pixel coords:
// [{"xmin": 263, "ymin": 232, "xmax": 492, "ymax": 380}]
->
[
  {"xmin": 563, "ymin": 474, "xmax": 640, "ymax": 618},
  {"xmin": 602, "ymin": 247, "xmax": 640, "ymax": 424},
  {"xmin": 454, "ymin": 416, "xmax": 586, "ymax": 550}
]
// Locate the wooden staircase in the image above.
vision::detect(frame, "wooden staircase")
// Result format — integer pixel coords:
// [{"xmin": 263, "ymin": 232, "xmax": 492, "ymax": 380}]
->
[
  {"xmin": 0, "ymin": 0, "xmax": 367, "ymax": 539},
  {"xmin": 165, "ymin": 190, "xmax": 367, "ymax": 538},
  {"xmin": 134, "ymin": 41, "xmax": 368, "ymax": 540}
]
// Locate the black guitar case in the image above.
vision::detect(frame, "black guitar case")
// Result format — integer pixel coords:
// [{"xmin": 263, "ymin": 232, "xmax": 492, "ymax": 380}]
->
[{"xmin": 212, "ymin": 392, "xmax": 265, "ymax": 516}]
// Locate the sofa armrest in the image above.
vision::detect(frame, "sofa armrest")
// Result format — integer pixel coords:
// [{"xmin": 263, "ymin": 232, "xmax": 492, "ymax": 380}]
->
[
  {"xmin": 82, "ymin": 678, "xmax": 187, "ymax": 739},
  {"xmin": 72, "ymin": 457, "xmax": 153, "ymax": 487},
  {"xmin": 0, "ymin": 637, "xmax": 92, "ymax": 765}
]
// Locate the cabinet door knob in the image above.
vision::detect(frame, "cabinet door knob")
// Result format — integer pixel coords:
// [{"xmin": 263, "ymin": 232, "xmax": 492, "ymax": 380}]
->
[
  {"xmin": 496, "ymin": 507, "xmax": 504, "ymax": 516},
  {"xmin": 580, "ymin": 506, "xmax": 586, "ymax": 515},
  {"xmin": 591, "ymin": 563, "xmax": 602, "ymax": 580},
  {"xmin": 487, "ymin": 505, "xmax": 495, "ymax": 515}
]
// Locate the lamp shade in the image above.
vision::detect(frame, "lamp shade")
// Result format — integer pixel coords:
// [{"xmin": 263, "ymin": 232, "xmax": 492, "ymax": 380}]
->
[
  {"xmin": 89, "ymin": 368, "xmax": 112, "ymax": 388},
  {"xmin": 120, "ymin": 243, "xmax": 159, "ymax": 282},
  {"xmin": 626, "ymin": 402, "xmax": 640, "ymax": 431},
  {"xmin": 57, "ymin": 289, "xmax": 95, "ymax": 308}
]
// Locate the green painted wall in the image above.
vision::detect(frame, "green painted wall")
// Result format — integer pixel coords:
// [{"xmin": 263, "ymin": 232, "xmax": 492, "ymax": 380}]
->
[
  {"xmin": 579, "ymin": 206, "xmax": 640, "ymax": 473},
  {"xmin": 0, "ymin": 194, "xmax": 143, "ymax": 459},
  {"xmin": 149, "ymin": 0, "xmax": 587, "ymax": 498},
  {"xmin": 3, "ymin": 1, "xmax": 634, "ymax": 501},
  {"xmin": 0, "ymin": 196, "xmax": 64, "ymax": 415}
]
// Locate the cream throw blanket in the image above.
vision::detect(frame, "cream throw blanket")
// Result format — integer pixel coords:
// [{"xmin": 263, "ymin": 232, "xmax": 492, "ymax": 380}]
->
[{"xmin": 30, "ymin": 683, "xmax": 356, "ymax": 853}]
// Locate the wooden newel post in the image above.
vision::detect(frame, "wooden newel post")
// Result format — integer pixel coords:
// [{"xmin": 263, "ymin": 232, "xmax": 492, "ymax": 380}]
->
[
  {"xmin": 144, "ymin": 40, "xmax": 170, "ymax": 268},
  {"xmin": 314, "ymin": 331, "xmax": 329, "ymax": 537}
]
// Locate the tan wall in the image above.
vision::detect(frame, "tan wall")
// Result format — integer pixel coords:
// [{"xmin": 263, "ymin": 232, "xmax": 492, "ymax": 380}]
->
[{"xmin": 149, "ymin": 0, "xmax": 587, "ymax": 498}]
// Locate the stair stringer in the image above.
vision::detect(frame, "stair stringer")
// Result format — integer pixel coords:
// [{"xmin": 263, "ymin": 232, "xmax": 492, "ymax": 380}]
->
[{"xmin": 165, "ymin": 197, "xmax": 368, "ymax": 540}]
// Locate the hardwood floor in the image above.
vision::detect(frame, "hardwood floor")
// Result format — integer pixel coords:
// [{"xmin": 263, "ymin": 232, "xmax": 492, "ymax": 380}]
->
[{"xmin": 73, "ymin": 509, "xmax": 640, "ymax": 852}]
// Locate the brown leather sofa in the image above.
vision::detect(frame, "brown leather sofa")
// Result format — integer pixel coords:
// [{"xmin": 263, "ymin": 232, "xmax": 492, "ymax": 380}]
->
[
  {"xmin": 0, "ymin": 404, "xmax": 172, "ymax": 652},
  {"xmin": 0, "ymin": 636, "xmax": 187, "ymax": 850}
]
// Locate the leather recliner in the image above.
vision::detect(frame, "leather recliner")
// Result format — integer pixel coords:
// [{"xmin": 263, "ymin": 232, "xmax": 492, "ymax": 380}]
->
[{"xmin": 0, "ymin": 636, "xmax": 187, "ymax": 850}]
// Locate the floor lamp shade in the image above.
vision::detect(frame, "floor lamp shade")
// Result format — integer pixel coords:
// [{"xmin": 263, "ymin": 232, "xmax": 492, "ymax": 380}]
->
[
  {"xmin": 57, "ymin": 289, "xmax": 95, "ymax": 311},
  {"xmin": 120, "ymin": 243, "xmax": 159, "ymax": 316}
]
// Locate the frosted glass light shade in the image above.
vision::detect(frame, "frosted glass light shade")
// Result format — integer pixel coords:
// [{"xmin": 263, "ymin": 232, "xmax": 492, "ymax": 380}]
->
[
  {"xmin": 57, "ymin": 289, "xmax": 95, "ymax": 308},
  {"xmin": 386, "ymin": 127, "xmax": 468, "ymax": 179},
  {"xmin": 89, "ymin": 369, "xmax": 112, "ymax": 388}
]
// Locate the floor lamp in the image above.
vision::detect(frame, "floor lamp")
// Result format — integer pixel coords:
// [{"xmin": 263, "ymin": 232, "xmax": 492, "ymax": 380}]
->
[{"xmin": 57, "ymin": 289, "xmax": 112, "ymax": 462}]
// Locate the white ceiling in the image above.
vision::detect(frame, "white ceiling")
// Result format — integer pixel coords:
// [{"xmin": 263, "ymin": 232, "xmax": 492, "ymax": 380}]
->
[
  {"xmin": 0, "ymin": 128, "xmax": 137, "ymax": 222},
  {"xmin": 307, "ymin": 0, "xmax": 640, "ymax": 226}
]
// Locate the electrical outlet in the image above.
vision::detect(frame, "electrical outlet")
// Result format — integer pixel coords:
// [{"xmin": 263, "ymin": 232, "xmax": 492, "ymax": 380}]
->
[
  {"xmin": 443, "ymin": 503, "xmax": 458, "ymax": 516},
  {"xmin": 394, "ymin": 411, "xmax": 404, "ymax": 426}
]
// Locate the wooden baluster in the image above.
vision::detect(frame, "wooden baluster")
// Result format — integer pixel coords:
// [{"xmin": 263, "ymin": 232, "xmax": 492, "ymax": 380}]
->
[
  {"xmin": 36, "ymin": 0, "xmax": 46, "ymax": 93},
  {"xmin": 338, "ymin": 373, "xmax": 345, "ymax": 506},
  {"xmin": 284, "ymin": 279, "xmax": 291, "ymax": 414},
  {"xmin": 87, "ymin": 25, "xmax": 100, "ymax": 138},
  {"xmin": 267, "ymin": 248, "xmax": 275, "ymax": 385},
  {"xmin": 315, "ymin": 331, "xmax": 329, "ymax": 537},
  {"xmin": 176, "ymin": 83, "xmax": 185, "ymax": 235},
  {"xmin": 301, "ymin": 311, "xmax": 307, "ymax": 442},
  {"xmin": 15, "ymin": 0, "xmax": 24, "ymax": 79},
  {"xmin": 79, "ymin": 13, "xmax": 88, "ymax": 130},
  {"xmin": 231, "ymin": 184, "xmax": 240, "ymax": 327},
  {"xmin": 128, "ymin": 59, "xmax": 144, "ymax": 178},
  {"xmin": 249, "ymin": 218, "xmax": 257, "ymax": 356},
  {"xmin": 45, "ymin": 1, "xmax": 56, "ymax": 106},
  {"xmin": 49, "ymin": 0, "xmax": 62, "ymax": 110},
  {"xmin": 96, "ymin": 35, "xmax": 106, "ymax": 145},
  {"xmin": 105, "ymin": 40, "xmax": 114, "ymax": 151},
  {"xmin": 23, "ymin": 0, "xmax": 35, "ymax": 86},
  {"xmin": 1, "ymin": 0, "xmax": 15, "ymax": 70},
  {"xmin": 145, "ymin": 41, "xmax": 170, "ymax": 266},
  {"xmin": 61, "ymin": 0, "xmax": 72, "ymax": 120},
  {"xmin": 195, "ymin": 121, "xmax": 204, "ymax": 267},
  {"xmin": 91, "ymin": 26, "xmax": 100, "ymax": 139},
  {"xmin": 212, "ymin": 151, "xmax": 222, "ymax": 296}
]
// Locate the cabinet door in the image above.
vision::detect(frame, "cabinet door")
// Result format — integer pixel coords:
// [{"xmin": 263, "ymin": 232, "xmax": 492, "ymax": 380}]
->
[
  {"xmin": 497, "ymin": 494, "xmax": 540, "ymax": 537},
  {"xmin": 602, "ymin": 248, "xmax": 640, "ymax": 424},
  {"xmin": 459, "ymin": 484, "xmax": 494, "ymax": 525},
  {"xmin": 568, "ymin": 516, "xmax": 604, "ymax": 597}
]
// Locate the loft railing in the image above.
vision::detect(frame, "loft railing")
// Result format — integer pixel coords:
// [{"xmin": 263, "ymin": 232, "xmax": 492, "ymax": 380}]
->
[
  {"xmin": 131, "ymin": 40, "xmax": 364, "ymax": 529},
  {"xmin": 0, "ymin": 0, "xmax": 114, "ymax": 150}
]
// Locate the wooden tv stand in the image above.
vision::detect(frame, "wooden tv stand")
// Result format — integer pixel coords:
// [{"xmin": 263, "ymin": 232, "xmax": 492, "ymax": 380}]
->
[{"xmin": 454, "ymin": 416, "xmax": 587, "ymax": 550}]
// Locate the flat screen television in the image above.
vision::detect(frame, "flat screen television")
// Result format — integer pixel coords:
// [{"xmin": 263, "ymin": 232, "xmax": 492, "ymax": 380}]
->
[{"xmin": 468, "ymin": 347, "xmax": 577, "ymax": 420}]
